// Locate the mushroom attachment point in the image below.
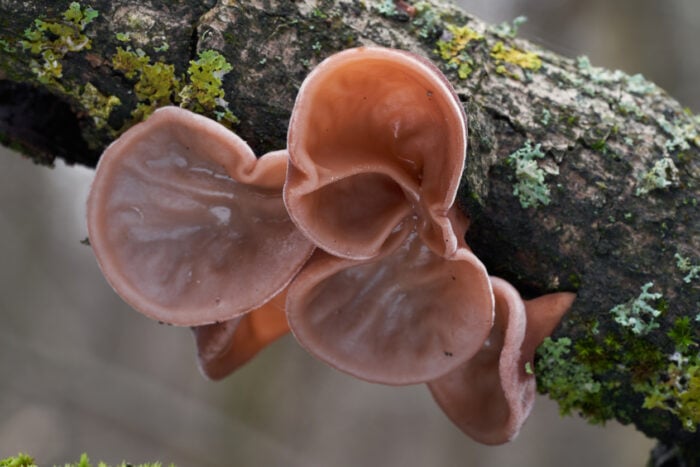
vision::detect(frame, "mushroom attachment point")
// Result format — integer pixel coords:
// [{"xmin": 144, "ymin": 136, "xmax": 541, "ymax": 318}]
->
[{"xmin": 87, "ymin": 106, "xmax": 314, "ymax": 326}]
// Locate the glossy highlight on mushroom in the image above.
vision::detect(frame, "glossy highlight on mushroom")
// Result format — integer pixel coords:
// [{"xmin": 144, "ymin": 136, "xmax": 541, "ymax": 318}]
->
[{"xmin": 87, "ymin": 106, "xmax": 314, "ymax": 326}]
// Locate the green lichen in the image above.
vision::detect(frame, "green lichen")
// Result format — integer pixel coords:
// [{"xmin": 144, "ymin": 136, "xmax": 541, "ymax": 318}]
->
[
  {"xmin": 21, "ymin": 2, "xmax": 98, "ymax": 84},
  {"xmin": 490, "ymin": 41, "xmax": 542, "ymax": 79},
  {"xmin": 636, "ymin": 352, "xmax": 700, "ymax": 432},
  {"xmin": 376, "ymin": 0, "xmax": 398, "ymax": 17},
  {"xmin": 15, "ymin": 3, "xmax": 121, "ymax": 132},
  {"xmin": 635, "ymin": 157, "xmax": 679, "ymax": 196},
  {"xmin": 112, "ymin": 47, "xmax": 180, "ymax": 121},
  {"xmin": 112, "ymin": 46, "xmax": 237, "ymax": 127},
  {"xmin": 435, "ymin": 24, "xmax": 484, "ymax": 79},
  {"xmin": 675, "ymin": 253, "xmax": 700, "ymax": 284},
  {"xmin": 610, "ymin": 282, "xmax": 664, "ymax": 336},
  {"xmin": 411, "ymin": 2, "xmax": 441, "ymax": 40},
  {"xmin": 535, "ymin": 337, "xmax": 611, "ymax": 423},
  {"xmin": 180, "ymin": 50, "xmax": 238, "ymax": 125},
  {"xmin": 79, "ymin": 83, "xmax": 122, "ymax": 129},
  {"xmin": 507, "ymin": 140, "xmax": 552, "ymax": 209},
  {"xmin": 658, "ymin": 115, "xmax": 699, "ymax": 152},
  {"xmin": 490, "ymin": 15, "xmax": 527, "ymax": 39}
]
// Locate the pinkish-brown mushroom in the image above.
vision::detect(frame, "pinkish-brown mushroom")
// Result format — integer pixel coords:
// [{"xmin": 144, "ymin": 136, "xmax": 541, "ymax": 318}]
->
[
  {"xmin": 428, "ymin": 277, "xmax": 575, "ymax": 444},
  {"xmin": 283, "ymin": 47, "xmax": 494, "ymax": 385},
  {"xmin": 286, "ymin": 223, "xmax": 494, "ymax": 385},
  {"xmin": 284, "ymin": 46, "xmax": 468, "ymax": 260},
  {"xmin": 193, "ymin": 289, "xmax": 289, "ymax": 380},
  {"xmin": 87, "ymin": 106, "xmax": 314, "ymax": 326}
]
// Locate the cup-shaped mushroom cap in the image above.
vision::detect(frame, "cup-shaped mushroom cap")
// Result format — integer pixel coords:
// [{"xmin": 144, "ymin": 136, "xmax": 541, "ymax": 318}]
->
[
  {"xmin": 285, "ymin": 46, "xmax": 467, "ymax": 260},
  {"xmin": 192, "ymin": 289, "xmax": 289, "ymax": 380},
  {"xmin": 286, "ymin": 227, "xmax": 494, "ymax": 385},
  {"xmin": 87, "ymin": 107, "xmax": 314, "ymax": 326},
  {"xmin": 428, "ymin": 278, "xmax": 575, "ymax": 445},
  {"xmin": 428, "ymin": 277, "xmax": 529, "ymax": 444}
]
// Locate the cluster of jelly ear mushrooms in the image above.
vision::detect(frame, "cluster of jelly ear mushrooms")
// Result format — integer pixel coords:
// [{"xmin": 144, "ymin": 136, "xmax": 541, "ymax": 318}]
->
[{"xmin": 86, "ymin": 46, "xmax": 576, "ymax": 445}]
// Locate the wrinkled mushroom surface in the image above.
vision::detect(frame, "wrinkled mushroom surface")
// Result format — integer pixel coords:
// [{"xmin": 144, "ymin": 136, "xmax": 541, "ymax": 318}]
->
[
  {"xmin": 285, "ymin": 46, "xmax": 467, "ymax": 260},
  {"xmin": 87, "ymin": 107, "xmax": 314, "ymax": 326}
]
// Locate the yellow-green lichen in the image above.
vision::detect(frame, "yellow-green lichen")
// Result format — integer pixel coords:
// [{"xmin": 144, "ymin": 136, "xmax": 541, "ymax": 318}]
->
[
  {"xmin": 180, "ymin": 50, "xmax": 238, "ymax": 125},
  {"xmin": 435, "ymin": 24, "xmax": 484, "ymax": 79},
  {"xmin": 79, "ymin": 83, "xmax": 122, "ymax": 129},
  {"xmin": 0, "ymin": 452, "xmax": 175, "ymax": 467},
  {"xmin": 21, "ymin": 2, "xmax": 98, "ymax": 84},
  {"xmin": 112, "ymin": 47, "xmax": 180, "ymax": 121},
  {"xmin": 112, "ymin": 46, "xmax": 237, "ymax": 127},
  {"xmin": 490, "ymin": 41, "xmax": 542, "ymax": 79},
  {"xmin": 16, "ymin": 3, "xmax": 121, "ymax": 131}
]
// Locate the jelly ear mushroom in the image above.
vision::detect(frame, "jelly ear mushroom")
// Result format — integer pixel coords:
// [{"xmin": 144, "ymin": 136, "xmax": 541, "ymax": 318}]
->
[
  {"xmin": 87, "ymin": 106, "xmax": 314, "ymax": 326},
  {"xmin": 192, "ymin": 289, "xmax": 290, "ymax": 380},
  {"xmin": 428, "ymin": 278, "xmax": 575, "ymax": 445},
  {"xmin": 285, "ymin": 228, "xmax": 494, "ymax": 385},
  {"xmin": 284, "ymin": 46, "xmax": 467, "ymax": 260}
]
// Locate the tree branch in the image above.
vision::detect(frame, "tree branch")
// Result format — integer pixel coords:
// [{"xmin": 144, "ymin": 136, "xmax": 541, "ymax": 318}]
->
[{"xmin": 2, "ymin": 0, "xmax": 699, "ymax": 462}]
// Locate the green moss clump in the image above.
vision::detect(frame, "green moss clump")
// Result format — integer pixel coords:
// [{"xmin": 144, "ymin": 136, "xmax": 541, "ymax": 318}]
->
[
  {"xmin": 0, "ymin": 453, "xmax": 175, "ymax": 467},
  {"xmin": 536, "ymin": 337, "xmax": 613, "ymax": 423}
]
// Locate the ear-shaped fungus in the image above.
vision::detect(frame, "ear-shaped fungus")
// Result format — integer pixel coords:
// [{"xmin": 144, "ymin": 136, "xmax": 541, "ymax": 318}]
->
[
  {"xmin": 87, "ymin": 107, "xmax": 314, "ymax": 326},
  {"xmin": 285, "ymin": 46, "xmax": 468, "ymax": 260},
  {"xmin": 428, "ymin": 277, "xmax": 575, "ymax": 444},
  {"xmin": 283, "ymin": 47, "xmax": 494, "ymax": 385},
  {"xmin": 192, "ymin": 289, "xmax": 289, "ymax": 380},
  {"xmin": 286, "ymin": 226, "xmax": 493, "ymax": 385}
]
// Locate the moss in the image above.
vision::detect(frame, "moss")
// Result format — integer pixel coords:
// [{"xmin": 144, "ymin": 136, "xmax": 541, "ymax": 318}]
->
[
  {"xmin": 0, "ymin": 453, "xmax": 175, "ymax": 467},
  {"xmin": 435, "ymin": 24, "xmax": 484, "ymax": 79}
]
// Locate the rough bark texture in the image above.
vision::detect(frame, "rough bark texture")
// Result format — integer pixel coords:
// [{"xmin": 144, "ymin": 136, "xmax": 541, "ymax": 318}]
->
[{"xmin": 2, "ymin": 0, "xmax": 700, "ymax": 464}]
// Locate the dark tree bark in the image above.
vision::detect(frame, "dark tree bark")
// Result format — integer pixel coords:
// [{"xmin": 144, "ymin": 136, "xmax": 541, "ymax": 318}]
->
[{"xmin": 2, "ymin": 0, "xmax": 700, "ymax": 464}]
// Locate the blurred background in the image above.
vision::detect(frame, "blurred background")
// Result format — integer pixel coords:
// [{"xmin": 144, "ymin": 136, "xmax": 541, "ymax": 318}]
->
[{"xmin": 1, "ymin": 0, "xmax": 698, "ymax": 465}]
